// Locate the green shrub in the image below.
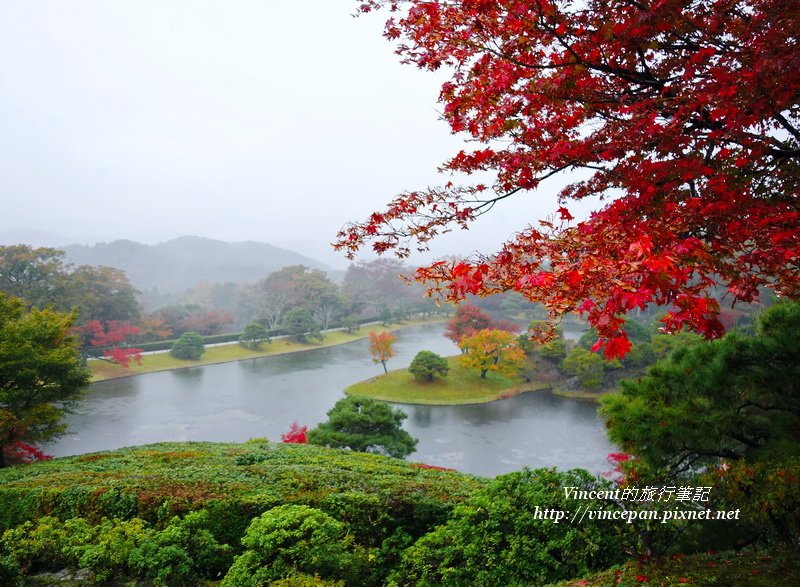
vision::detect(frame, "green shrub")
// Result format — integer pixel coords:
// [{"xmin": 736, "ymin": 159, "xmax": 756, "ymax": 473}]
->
[
  {"xmin": 408, "ymin": 350, "xmax": 449, "ymax": 381},
  {"xmin": 77, "ymin": 518, "xmax": 151, "ymax": 582},
  {"xmin": 560, "ymin": 347, "xmax": 607, "ymax": 389},
  {"xmin": 269, "ymin": 574, "xmax": 345, "ymax": 586},
  {"xmin": 170, "ymin": 331, "xmax": 205, "ymax": 360},
  {"xmin": 128, "ymin": 542, "xmax": 193, "ymax": 586},
  {"xmin": 389, "ymin": 468, "xmax": 624, "ymax": 586},
  {"xmin": 1, "ymin": 517, "xmax": 69, "ymax": 572},
  {"xmin": 129, "ymin": 510, "xmax": 234, "ymax": 585},
  {"xmin": 0, "ymin": 441, "xmax": 484, "ymax": 582},
  {"xmin": 0, "ymin": 555, "xmax": 21, "ymax": 587},
  {"xmin": 707, "ymin": 456, "xmax": 800, "ymax": 545},
  {"xmin": 221, "ymin": 505, "xmax": 352, "ymax": 586}
]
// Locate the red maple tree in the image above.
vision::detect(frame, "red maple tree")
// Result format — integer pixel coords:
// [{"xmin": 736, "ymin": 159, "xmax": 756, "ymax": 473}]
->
[
  {"xmin": 281, "ymin": 421, "xmax": 308, "ymax": 444},
  {"xmin": 2, "ymin": 439, "xmax": 53, "ymax": 465},
  {"xmin": 338, "ymin": 0, "xmax": 800, "ymax": 358},
  {"xmin": 444, "ymin": 303, "xmax": 519, "ymax": 344},
  {"xmin": 444, "ymin": 303, "xmax": 493, "ymax": 343},
  {"xmin": 76, "ymin": 320, "xmax": 144, "ymax": 368}
]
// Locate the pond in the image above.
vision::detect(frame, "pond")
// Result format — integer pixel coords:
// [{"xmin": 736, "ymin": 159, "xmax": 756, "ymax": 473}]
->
[{"xmin": 47, "ymin": 323, "xmax": 616, "ymax": 477}]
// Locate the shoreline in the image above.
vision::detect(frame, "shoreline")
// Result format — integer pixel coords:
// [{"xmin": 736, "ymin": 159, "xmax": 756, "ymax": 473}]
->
[
  {"xmin": 344, "ymin": 355, "xmax": 556, "ymax": 406},
  {"xmin": 367, "ymin": 383, "xmax": 555, "ymax": 406},
  {"xmin": 90, "ymin": 318, "xmax": 446, "ymax": 382}
]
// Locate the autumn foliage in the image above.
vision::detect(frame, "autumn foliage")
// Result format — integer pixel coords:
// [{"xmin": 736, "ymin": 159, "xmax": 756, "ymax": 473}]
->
[
  {"xmin": 369, "ymin": 331, "xmax": 398, "ymax": 373},
  {"xmin": 281, "ymin": 421, "xmax": 308, "ymax": 444},
  {"xmin": 2, "ymin": 440, "xmax": 53, "ymax": 466},
  {"xmin": 444, "ymin": 304, "xmax": 493, "ymax": 343},
  {"xmin": 339, "ymin": 0, "xmax": 800, "ymax": 358},
  {"xmin": 77, "ymin": 320, "xmax": 144, "ymax": 368},
  {"xmin": 458, "ymin": 328, "xmax": 525, "ymax": 379},
  {"xmin": 445, "ymin": 303, "xmax": 520, "ymax": 345}
]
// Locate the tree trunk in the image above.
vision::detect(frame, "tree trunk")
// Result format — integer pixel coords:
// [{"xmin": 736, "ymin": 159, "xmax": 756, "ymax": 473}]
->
[
  {"xmin": 382, "ymin": 361, "xmax": 388, "ymax": 374},
  {"xmin": 480, "ymin": 369, "xmax": 487, "ymax": 378}
]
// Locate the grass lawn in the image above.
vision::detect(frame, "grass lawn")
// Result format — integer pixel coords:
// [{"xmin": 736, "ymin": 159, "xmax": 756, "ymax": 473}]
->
[
  {"xmin": 90, "ymin": 318, "xmax": 445, "ymax": 382},
  {"xmin": 345, "ymin": 356, "xmax": 551, "ymax": 405}
]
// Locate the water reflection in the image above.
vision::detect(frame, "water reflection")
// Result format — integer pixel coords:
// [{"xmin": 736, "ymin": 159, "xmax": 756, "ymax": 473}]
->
[{"xmin": 47, "ymin": 324, "xmax": 614, "ymax": 477}]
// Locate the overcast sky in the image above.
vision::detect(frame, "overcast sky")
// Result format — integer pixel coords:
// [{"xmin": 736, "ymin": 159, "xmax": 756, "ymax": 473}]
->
[{"xmin": 0, "ymin": 1, "xmax": 595, "ymax": 268}]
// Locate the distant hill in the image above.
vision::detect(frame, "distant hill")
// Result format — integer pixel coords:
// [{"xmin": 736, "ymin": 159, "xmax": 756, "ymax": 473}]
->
[{"xmin": 62, "ymin": 236, "xmax": 333, "ymax": 292}]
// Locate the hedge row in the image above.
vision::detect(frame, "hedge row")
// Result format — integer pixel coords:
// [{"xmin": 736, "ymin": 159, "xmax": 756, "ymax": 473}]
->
[
  {"xmin": 0, "ymin": 441, "xmax": 483, "ymax": 542},
  {"xmin": 87, "ymin": 313, "xmax": 433, "ymax": 356}
]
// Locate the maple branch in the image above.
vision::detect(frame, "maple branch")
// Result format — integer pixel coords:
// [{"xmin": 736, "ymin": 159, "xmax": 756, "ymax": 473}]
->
[
  {"xmin": 774, "ymin": 111, "xmax": 800, "ymax": 142},
  {"xmin": 546, "ymin": 25, "xmax": 665, "ymax": 90}
]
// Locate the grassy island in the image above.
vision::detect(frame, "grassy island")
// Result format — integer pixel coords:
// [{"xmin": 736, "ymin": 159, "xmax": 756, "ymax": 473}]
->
[
  {"xmin": 344, "ymin": 356, "xmax": 551, "ymax": 405},
  {"xmin": 90, "ymin": 318, "xmax": 445, "ymax": 382}
]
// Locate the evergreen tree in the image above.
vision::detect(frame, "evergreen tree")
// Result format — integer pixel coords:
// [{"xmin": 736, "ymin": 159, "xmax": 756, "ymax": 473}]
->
[
  {"xmin": 408, "ymin": 351, "xmax": 449, "ymax": 382},
  {"xmin": 170, "ymin": 331, "xmax": 205, "ymax": 360},
  {"xmin": 308, "ymin": 396, "xmax": 417, "ymax": 459}
]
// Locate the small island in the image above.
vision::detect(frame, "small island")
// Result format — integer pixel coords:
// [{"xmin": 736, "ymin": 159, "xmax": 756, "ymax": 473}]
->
[{"xmin": 345, "ymin": 355, "xmax": 549, "ymax": 405}]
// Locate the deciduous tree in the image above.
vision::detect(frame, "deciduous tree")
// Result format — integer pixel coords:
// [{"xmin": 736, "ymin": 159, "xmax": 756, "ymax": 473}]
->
[
  {"xmin": 0, "ymin": 245, "xmax": 65, "ymax": 307},
  {"xmin": 281, "ymin": 421, "xmax": 308, "ymax": 444},
  {"xmin": 238, "ymin": 266, "xmax": 342, "ymax": 331},
  {"xmin": 458, "ymin": 328, "xmax": 525, "ymax": 379},
  {"xmin": 342, "ymin": 258, "xmax": 424, "ymax": 318},
  {"xmin": 282, "ymin": 307, "xmax": 323, "ymax": 343},
  {"xmin": 0, "ymin": 293, "xmax": 90, "ymax": 468},
  {"xmin": 75, "ymin": 320, "xmax": 144, "ymax": 368},
  {"xmin": 369, "ymin": 331, "xmax": 397, "ymax": 373},
  {"xmin": 560, "ymin": 347, "xmax": 607, "ymax": 390},
  {"xmin": 338, "ymin": 1, "xmax": 800, "ymax": 358},
  {"xmin": 444, "ymin": 304, "xmax": 493, "ymax": 345}
]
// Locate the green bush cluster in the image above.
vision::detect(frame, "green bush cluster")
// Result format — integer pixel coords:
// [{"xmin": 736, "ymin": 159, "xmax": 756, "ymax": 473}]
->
[
  {"xmin": 389, "ymin": 468, "xmax": 624, "ymax": 585},
  {"xmin": 0, "ymin": 442, "xmax": 637, "ymax": 586},
  {"xmin": 0, "ymin": 512, "xmax": 232, "ymax": 585},
  {"xmin": 0, "ymin": 442, "xmax": 482, "ymax": 585},
  {"xmin": 169, "ymin": 331, "xmax": 205, "ymax": 360},
  {"xmin": 221, "ymin": 505, "xmax": 353, "ymax": 586}
]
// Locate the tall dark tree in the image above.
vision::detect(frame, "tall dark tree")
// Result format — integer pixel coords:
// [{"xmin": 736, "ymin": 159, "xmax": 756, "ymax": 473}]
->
[
  {"xmin": 0, "ymin": 245, "xmax": 65, "ymax": 308},
  {"xmin": 602, "ymin": 301, "xmax": 800, "ymax": 473},
  {"xmin": 0, "ymin": 293, "xmax": 90, "ymax": 467}
]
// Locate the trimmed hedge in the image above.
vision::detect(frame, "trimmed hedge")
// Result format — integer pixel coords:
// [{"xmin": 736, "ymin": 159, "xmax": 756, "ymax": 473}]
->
[
  {"xmin": 87, "ymin": 314, "xmax": 422, "ymax": 356},
  {"xmin": 0, "ymin": 441, "xmax": 482, "ymax": 539},
  {"xmin": 0, "ymin": 441, "xmax": 483, "ymax": 585}
]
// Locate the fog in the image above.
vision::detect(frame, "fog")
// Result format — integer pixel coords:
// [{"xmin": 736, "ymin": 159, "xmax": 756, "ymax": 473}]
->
[{"xmin": 0, "ymin": 1, "xmax": 596, "ymax": 269}]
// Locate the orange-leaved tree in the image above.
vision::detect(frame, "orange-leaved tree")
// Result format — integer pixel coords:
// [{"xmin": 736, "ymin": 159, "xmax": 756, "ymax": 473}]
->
[
  {"xmin": 369, "ymin": 331, "xmax": 398, "ymax": 373},
  {"xmin": 458, "ymin": 329, "xmax": 525, "ymax": 379},
  {"xmin": 337, "ymin": 1, "xmax": 800, "ymax": 358}
]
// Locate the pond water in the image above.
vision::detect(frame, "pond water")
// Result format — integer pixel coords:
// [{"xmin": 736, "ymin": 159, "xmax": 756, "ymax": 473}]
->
[{"xmin": 47, "ymin": 323, "xmax": 616, "ymax": 477}]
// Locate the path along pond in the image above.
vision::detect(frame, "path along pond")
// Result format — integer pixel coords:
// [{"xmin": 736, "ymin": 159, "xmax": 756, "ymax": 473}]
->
[{"xmin": 47, "ymin": 323, "xmax": 616, "ymax": 477}]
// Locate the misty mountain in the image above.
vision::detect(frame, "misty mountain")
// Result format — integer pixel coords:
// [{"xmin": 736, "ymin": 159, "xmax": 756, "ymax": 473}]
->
[
  {"xmin": 62, "ymin": 236, "xmax": 334, "ymax": 293},
  {"xmin": 0, "ymin": 228, "xmax": 102, "ymax": 249}
]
